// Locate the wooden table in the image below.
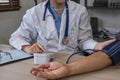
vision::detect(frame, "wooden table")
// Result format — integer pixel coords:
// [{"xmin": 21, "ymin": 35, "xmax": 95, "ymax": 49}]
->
[{"xmin": 0, "ymin": 44, "xmax": 120, "ymax": 80}]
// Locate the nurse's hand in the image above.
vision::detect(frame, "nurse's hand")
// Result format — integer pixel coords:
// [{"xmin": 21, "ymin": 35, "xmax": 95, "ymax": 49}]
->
[
  {"xmin": 94, "ymin": 39, "xmax": 116, "ymax": 51},
  {"xmin": 30, "ymin": 62, "xmax": 70, "ymax": 79},
  {"xmin": 22, "ymin": 43, "xmax": 46, "ymax": 54}
]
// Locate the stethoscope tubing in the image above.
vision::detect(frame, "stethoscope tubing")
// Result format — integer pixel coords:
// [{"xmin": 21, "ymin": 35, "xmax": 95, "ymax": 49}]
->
[{"xmin": 43, "ymin": 0, "xmax": 69, "ymax": 39}]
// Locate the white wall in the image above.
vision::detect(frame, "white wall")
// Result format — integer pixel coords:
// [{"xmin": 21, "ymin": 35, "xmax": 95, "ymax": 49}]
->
[
  {"xmin": 80, "ymin": 0, "xmax": 120, "ymax": 33},
  {"xmin": 0, "ymin": 0, "xmax": 42, "ymax": 44},
  {"xmin": 88, "ymin": 9, "xmax": 120, "ymax": 32}
]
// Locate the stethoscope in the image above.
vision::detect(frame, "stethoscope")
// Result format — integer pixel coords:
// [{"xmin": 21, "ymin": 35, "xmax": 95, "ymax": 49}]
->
[{"xmin": 43, "ymin": 0, "xmax": 69, "ymax": 45}]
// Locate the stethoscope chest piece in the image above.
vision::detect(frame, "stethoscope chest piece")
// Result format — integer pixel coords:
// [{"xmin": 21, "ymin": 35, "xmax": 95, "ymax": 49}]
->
[{"xmin": 62, "ymin": 37, "xmax": 69, "ymax": 45}]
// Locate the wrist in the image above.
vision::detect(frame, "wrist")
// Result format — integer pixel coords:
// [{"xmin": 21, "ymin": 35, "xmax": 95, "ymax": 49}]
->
[
  {"xmin": 66, "ymin": 64, "xmax": 77, "ymax": 76},
  {"xmin": 67, "ymin": 61, "xmax": 83, "ymax": 76},
  {"xmin": 57, "ymin": 64, "xmax": 73, "ymax": 78}
]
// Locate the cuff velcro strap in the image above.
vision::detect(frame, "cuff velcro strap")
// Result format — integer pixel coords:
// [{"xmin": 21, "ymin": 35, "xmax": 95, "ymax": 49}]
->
[{"xmin": 102, "ymin": 40, "xmax": 120, "ymax": 65}]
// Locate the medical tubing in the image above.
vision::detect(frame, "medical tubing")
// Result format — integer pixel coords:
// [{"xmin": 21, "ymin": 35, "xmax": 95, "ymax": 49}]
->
[
  {"xmin": 65, "ymin": 1, "xmax": 69, "ymax": 37},
  {"xmin": 66, "ymin": 52, "xmax": 79, "ymax": 64},
  {"xmin": 66, "ymin": 49, "xmax": 98, "ymax": 64},
  {"xmin": 43, "ymin": 1, "xmax": 49, "ymax": 21}
]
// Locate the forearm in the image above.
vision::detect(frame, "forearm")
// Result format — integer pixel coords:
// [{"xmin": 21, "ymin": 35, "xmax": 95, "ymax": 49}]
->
[
  {"xmin": 67, "ymin": 51, "xmax": 112, "ymax": 76},
  {"xmin": 9, "ymin": 36, "xmax": 30, "ymax": 50}
]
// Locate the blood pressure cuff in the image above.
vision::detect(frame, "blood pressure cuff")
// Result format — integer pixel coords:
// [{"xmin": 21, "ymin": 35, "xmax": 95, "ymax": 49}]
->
[{"xmin": 102, "ymin": 40, "xmax": 120, "ymax": 65}]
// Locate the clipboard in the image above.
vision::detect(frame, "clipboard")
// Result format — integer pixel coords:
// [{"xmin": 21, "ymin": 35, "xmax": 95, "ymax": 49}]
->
[{"xmin": 0, "ymin": 49, "xmax": 33, "ymax": 66}]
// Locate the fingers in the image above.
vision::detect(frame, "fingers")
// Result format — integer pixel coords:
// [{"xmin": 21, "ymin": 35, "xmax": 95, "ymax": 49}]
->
[
  {"xmin": 30, "ymin": 68, "xmax": 54, "ymax": 79},
  {"xmin": 30, "ymin": 63, "xmax": 54, "ymax": 79},
  {"xmin": 30, "ymin": 67, "xmax": 50, "ymax": 78},
  {"xmin": 104, "ymin": 39, "xmax": 116, "ymax": 44},
  {"xmin": 30, "ymin": 62, "xmax": 66, "ymax": 79},
  {"xmin": 95, "ymin": 39, "xmax": 116, "ymax": 51},
  {"xmin": 30, "ymin": 64, "xmax": 50, "ymax": 74},
  {"xmin": 103, "ymin": 39, "xmax": 116, "ymax": 47},
  {"xmin": 37, "ymin": 63, "xmax": 50, "ymax": 68},
  {"xmin": 36, "ymin": 70, "xmax": 52, "ymax": 78},
  {"xmin": 30, "ymin": 44, "xmax": 42, "ymax": 53},
  {"xmin": 37, "ymin": 43, "xmax": 46, "ymax": 52},
  {"xmin": 28, "ymin": 43, "xmax": 46, "ymax": 54}
]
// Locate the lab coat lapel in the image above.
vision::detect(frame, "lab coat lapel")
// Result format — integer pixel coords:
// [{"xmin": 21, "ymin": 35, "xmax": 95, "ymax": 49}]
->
[
  {"xmin": 44, "ymin": 9, "xmax": 58, "ymax": 41},
  {"xmin": 60, "ymin": 6, "xmax": 75, "ymax": 44},
  {"xmin": 59, "ymin": 3, "xmax": 78, "ymax": 49},
  {"xmin": 59, "ymin": 8, "xmax": 66, "ymax": 44}
]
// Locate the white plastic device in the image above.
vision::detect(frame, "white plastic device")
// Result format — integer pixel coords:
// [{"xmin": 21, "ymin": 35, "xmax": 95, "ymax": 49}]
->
[{"xmin": 34, "ymin": 53, "xmax": 53, "ymax": 64}]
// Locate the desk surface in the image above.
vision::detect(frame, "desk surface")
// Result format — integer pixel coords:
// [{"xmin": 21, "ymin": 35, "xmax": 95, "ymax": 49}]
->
[{"xmin": 0, "ymin": 44, "xmax": 120, "ymax": 80}]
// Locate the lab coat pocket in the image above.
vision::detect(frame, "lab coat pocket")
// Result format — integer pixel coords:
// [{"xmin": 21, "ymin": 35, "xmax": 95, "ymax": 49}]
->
[{"xmin": 67, "ymin": 24, "xmax": 78, "ymax": 49}]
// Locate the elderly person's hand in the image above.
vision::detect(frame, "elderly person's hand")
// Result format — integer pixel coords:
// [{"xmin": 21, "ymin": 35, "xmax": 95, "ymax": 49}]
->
[
  {"xmin": 30, "ymin": 62, "xmax": 70, "ymax": 79},
  {"xmin": 94, "ymin": 39, "xmax": 116, "ymax": 51}
]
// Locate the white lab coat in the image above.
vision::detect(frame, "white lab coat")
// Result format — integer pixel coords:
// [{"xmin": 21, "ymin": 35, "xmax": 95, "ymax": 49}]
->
[{"xmin": 9, "ymin": 1, "xmax": 97, "ymax": 54}]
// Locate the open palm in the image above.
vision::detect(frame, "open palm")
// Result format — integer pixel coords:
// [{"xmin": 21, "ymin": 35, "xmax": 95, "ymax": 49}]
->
[{"xmin": 30, "ymin": 62, "xmax": 70, "ymax": 79}]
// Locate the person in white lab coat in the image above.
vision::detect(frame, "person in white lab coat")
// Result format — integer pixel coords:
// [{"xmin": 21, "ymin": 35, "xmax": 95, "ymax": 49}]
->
[
  {"xmin": 9, "ymin": 0, "xmax": 118, "ymax": 79},
  {"xmin": 9, "ymin": 0, "xmax": 114, "ymax": 54}
]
